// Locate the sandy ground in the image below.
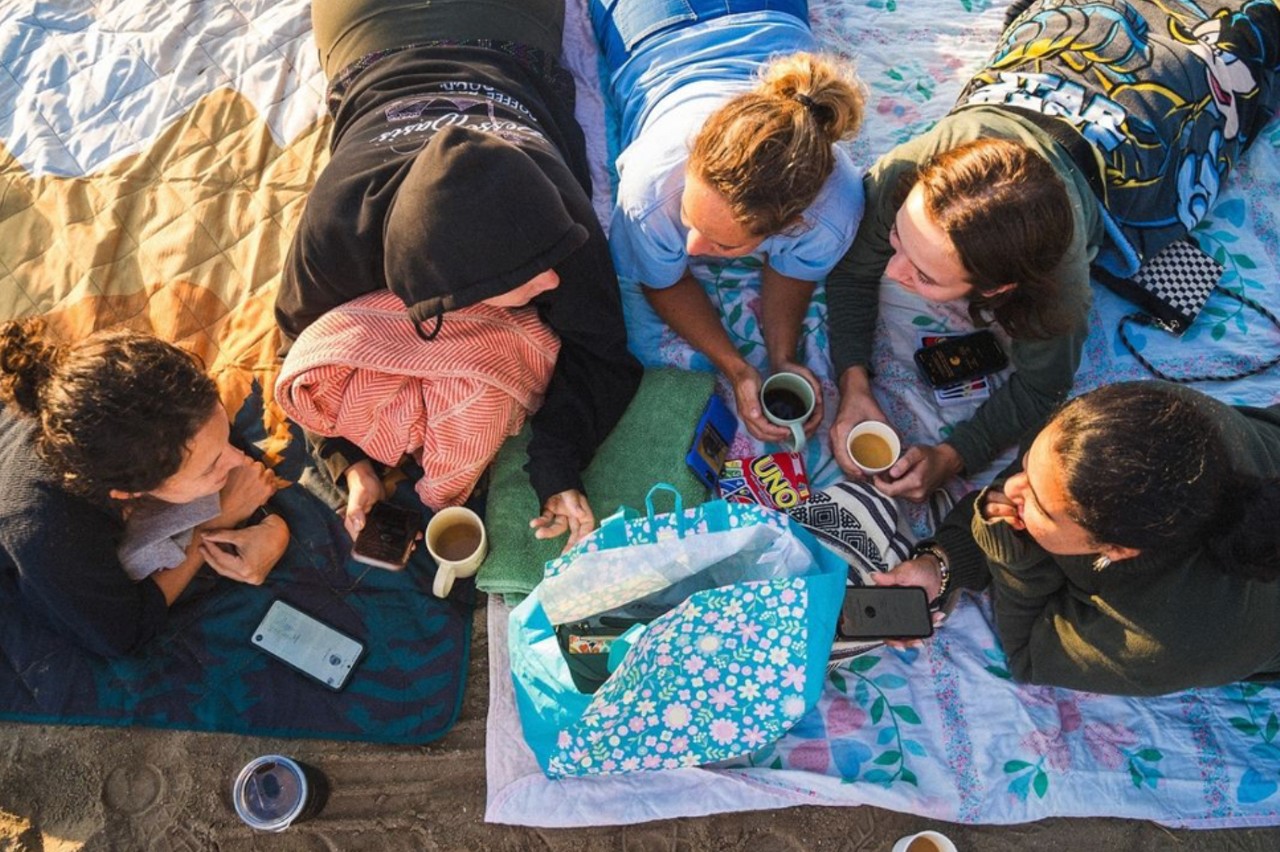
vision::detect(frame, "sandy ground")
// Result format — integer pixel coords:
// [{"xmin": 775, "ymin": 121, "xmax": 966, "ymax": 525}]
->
[{"xmin": 3, "ymin": 606, "xmax": 1280, "ymax": 851}]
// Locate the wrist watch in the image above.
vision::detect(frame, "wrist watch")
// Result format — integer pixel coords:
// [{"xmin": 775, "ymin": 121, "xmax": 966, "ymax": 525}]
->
[{"xmin": 911, "ymin": 540, "xmax": 950, "ymax": 604}]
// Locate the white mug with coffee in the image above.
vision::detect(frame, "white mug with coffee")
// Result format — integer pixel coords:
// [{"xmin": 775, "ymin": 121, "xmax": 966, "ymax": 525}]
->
[
  {"xmin": 426, "ymin": 506, "xmax": 488, "ymax": 598},
  {"xmin": 759, "ymin": 371, "xmax": 816, "ymax": 453},
  {"xmin": 845, "ymin": 420, "xmax": 901, "ymax": 475},
  {"xmin": 891, "ymin": 830, "xmax": 958, "ymax": 852}
]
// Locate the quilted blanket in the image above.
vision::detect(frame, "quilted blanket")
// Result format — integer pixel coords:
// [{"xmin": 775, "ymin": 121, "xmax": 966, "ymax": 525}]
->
[
  {"xmin": 4, "ymin": 0, "xmax": 1280, "ymax": 830},
  {"xmin": 0, "ymin": 0, "xmax": 472, "ymax": 743},
  {"xmin": 486, "ymin": 0, "xmax": 1280, "ymax": 830}
]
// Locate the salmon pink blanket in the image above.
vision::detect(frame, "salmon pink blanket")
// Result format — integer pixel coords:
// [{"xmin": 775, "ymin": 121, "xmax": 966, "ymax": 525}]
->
[{"xmin": 276, "ymin": 291, "xmax": 559, "ymax": 509}]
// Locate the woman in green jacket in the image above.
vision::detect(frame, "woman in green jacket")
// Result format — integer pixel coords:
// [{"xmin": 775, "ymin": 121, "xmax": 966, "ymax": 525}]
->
[{"xmin": 880, "ymin": 381, "xmax": 1280, "ymax": 696}]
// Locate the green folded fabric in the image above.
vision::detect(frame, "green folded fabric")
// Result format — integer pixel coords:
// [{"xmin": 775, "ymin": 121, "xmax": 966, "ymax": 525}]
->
[{"xmin": 478, "ymin": 368, "xmax": 714, "ymax": 600}]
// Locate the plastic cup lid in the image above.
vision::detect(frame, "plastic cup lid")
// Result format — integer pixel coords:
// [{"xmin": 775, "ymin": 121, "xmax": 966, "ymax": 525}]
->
[{"xmin": 232, "ymin": 755, "xmax": 308, "ymax": 831}]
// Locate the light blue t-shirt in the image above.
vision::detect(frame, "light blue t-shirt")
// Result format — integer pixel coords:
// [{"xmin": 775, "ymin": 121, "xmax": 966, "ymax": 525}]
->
[{"xmin": 608, "ymin": 11, "xmax": 864, "ymax": 288}]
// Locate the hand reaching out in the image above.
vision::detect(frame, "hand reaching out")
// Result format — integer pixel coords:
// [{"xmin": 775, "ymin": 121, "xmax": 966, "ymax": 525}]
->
[
  {"xmin": 871, "ymin": 561, "xmax": 949, "ymax": 649},
  {"xmin": 872, "ymin": 443, "xmax": 963, "ymax": 502},
  {"xmin": 342, "ymin": 460, "xmax": 386, "ymax": 540},
  {"xmin": 530, "ymin": 489, "xmax": 596, "ymax": 554}
]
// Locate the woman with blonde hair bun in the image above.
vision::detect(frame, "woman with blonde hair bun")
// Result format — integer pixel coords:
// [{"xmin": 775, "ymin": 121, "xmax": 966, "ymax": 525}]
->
[{"xmin": 591, "ymin": 0, "xmax": 865, "ymax": 443}]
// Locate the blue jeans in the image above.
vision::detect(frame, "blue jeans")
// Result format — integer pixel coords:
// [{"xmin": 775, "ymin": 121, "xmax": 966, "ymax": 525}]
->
[{"xmin": 589, "ymin": 0, "xmax": 808, "ymax": 76}]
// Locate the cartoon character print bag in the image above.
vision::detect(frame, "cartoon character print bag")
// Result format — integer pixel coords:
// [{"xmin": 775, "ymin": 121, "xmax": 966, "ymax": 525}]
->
[{"xmin": 508, "ymin": 484, "xmax": 845, "ymax": 778}]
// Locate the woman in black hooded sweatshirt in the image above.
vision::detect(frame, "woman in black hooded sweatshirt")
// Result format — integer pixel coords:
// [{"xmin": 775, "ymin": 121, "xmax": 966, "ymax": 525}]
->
[{"xmin": 276, "ymin": 0, "xmax": 642, "ymax": 550}]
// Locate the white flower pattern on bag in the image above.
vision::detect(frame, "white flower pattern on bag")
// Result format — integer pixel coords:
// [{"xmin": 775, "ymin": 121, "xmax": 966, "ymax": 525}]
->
[{"xmin": 546, "ymin": 578, "xmax": 814, "ymax": 777}]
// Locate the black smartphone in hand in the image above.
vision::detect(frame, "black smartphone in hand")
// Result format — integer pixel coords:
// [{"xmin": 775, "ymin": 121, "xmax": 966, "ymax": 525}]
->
[
  {"xmin": 351, "ymin": 502, "xmax": 419, "ymax": 571},
  {"xmin": 913, "ymin": 330, "xmax": 1008, "ymax": 388},
  {"xmin": 838, "ymin": 586, "xmax": 933, "ymax": 640}
]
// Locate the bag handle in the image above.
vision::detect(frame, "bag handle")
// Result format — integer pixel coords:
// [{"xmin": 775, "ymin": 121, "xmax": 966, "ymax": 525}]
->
[
  {"xmin": 644, "ymin": 483, "xmax": 685, "ymax": 537},
  {"xmin": 1119, "ymin": 286, "xmax": 1280, "ymax": 383}
]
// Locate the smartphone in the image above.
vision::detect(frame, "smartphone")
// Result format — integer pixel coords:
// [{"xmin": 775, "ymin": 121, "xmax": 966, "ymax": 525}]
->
[
  {"xmin": 913, "ymin": 330, "xmax": 1008, "ymax": 388},
  {"xmin": 351, "ymin": 502, "xmax": 419, "ymax": 571},
  {"xmin": 838, "ymin": 587, "xmax": 933, "ymax": 640},
  {"xmin": 251, "ymin": 601, "xmax": 364, "ymax": 690}
]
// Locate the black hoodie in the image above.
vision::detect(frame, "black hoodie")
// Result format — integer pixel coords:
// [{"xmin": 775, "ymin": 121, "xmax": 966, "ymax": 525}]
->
[{"xmin": 276, "ymin": 43, "xmax": 640, "ymax": 504}]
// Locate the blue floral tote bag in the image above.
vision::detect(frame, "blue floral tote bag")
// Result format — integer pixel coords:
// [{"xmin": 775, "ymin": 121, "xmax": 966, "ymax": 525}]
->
[{"xmin": 509, "ymin": 484, "xmax": 845, "ymax": 778}]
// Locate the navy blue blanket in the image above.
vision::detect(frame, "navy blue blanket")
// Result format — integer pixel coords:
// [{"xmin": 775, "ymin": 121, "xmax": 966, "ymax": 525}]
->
[{"xmin": 0, "ymin": 386, "xmax": 473, "ymax": 744}]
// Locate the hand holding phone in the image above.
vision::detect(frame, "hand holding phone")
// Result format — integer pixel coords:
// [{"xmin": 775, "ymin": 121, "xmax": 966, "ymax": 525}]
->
[
  {"xmin": 351, "ymin": 502, "xmax": 419, "ymax": 571},
  {"xmin": 837, "ymin": 586, "xmax": 933, "ymax": 640}
]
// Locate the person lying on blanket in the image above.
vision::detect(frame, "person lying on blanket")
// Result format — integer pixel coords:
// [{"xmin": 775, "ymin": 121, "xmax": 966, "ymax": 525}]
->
[
  {"xmin": 879, "ymin": 381, "xmax": 1280, "ymax": 696},
  {"xmin": 589, "ymin": 0, "xmax": 864, "ymax": 443},
  {"xmin": 275, "ymin": 0, "xmax": 642, "ymax": 551},
  {"xmin": 0, "ymin": 320, "xmax": 289, "ymax": 658},
  {"xmin": 828, "ymin": 0, "xmax": 1280, "ymax": 500}
]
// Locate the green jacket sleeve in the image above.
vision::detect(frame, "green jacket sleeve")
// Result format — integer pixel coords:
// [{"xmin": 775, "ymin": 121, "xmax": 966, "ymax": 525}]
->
[
  {"xmin": 969, "ymin": 509, "xmax": 1072, "ymax": 685},
  {"xmin": 827, "ymin": 172, "xmax": 896, "ymax": 377},
  {"xmin": 972, "ymin": 514, "xmax": 1234, "ymax": 696},
  {"xmin": 944, "ymin": 317, "xmax": 1088, "ymax": 474}
]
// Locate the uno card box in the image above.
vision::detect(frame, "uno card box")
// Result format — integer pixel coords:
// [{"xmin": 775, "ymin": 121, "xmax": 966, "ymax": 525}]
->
[
  {"xmin": 685, "ymin": 393, "xmax": 738, "ymax": 489},
  {"xmin": 717, "ymin": 452, "xmax": 810, "ymax": 511}
]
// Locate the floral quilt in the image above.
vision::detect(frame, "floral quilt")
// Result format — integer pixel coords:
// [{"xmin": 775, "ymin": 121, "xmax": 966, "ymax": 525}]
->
[{"xmin": 485, "ymin": 0, "xmax": 1280, "ymax": 828}]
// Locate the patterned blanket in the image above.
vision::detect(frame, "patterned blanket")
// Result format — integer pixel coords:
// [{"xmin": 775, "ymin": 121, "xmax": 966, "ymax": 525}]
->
[
  {"xmin": 3, "ymin": 0, "xmax": 1280, "ymax": 829},
  {"xmin": 486, "ymin": 0, "xmax": 1280, "ymax": 829},
  {"xmin": 0, "ymin": 0, "xmax": 472, "ymax": 743}
]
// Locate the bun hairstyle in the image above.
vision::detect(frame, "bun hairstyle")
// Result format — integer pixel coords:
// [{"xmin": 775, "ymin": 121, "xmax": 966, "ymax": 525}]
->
[
  {"xmin": 689, "ymin": 51, "xmax": 865, "ymax": 237},
  {"xmin": 0, "ymin": 319, "xmax": 60, "ymax": 416},
  {"xmin": 1052, "ymin": 382, "xmax": 1280, "ymax": 581},
  {"xmin": 0, "ymin": 319, "xmax": 219, "ymax": 502}
]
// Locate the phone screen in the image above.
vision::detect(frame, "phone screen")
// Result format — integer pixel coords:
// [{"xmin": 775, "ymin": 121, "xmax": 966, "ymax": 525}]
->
[
  {"xmin": 914, "ymin": 330, "xmax": 1008, "ymax": 388},
  {"xmin": 251, "ymin": 601, "xmax": 364, "ymax": 690}
]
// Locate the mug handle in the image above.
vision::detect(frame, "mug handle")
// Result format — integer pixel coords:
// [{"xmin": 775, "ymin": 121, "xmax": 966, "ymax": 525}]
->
[
  {"xmin": 785, "ymin": 422, "xmax": 806, "ymax": 454},
  {"xmin": 433, "ymin": 563, "xmax": 456, "ymax": 599}
]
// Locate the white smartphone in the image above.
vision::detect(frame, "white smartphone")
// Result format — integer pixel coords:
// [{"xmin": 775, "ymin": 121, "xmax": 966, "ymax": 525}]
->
[{"xmin": 251, "ymin": 601, "xmax": 364, "ymax": 691}]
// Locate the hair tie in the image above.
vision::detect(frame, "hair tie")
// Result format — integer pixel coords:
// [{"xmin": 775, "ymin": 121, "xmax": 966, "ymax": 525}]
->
[{"xmin": 413, "ymin": 311, "xmax": 444, "ymax": 342}]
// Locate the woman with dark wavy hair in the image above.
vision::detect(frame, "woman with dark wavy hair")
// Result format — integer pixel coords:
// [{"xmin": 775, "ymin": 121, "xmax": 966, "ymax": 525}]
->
[
  {"xmin": 878, "ymin": 381, "xmax": 1280, "ymax": 696},
  {"xmin": 0, "ymin": 320, "xmax": 289, "ymax": 657},
  {"xmin": 828, "ymin": 0, "xmax": 1280, "ymax": 500}
]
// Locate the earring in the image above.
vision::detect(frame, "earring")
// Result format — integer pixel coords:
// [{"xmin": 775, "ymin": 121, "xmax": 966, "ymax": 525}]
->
[{"xmin": 1092, "ymin": 554, "xmax": 1111, "ymax": 572}]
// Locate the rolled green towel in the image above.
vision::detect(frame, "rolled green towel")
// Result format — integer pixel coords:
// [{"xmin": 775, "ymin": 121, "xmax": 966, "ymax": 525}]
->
[{"xmin": 479, "ymin": 368, "xmax": 715, "ymax": 600}]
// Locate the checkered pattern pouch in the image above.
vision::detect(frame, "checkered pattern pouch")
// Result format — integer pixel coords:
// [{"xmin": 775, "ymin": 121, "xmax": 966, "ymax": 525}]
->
[{"xmin": 1095, "ymin": 239, "xmax": 1224, "ymax": 334}]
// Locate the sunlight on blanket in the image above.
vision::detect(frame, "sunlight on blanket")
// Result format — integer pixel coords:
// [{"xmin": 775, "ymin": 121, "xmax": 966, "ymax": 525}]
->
[{"xmin": 0, "ymin": 87, "xmax": 331, "ymax": 462}]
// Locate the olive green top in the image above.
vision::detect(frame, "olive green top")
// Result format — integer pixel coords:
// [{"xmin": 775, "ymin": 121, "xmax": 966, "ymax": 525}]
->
[
  {"xmin": 933, "ymin": 383, "xmax": 1280, "ymax": 696},
  {"xmin": 827, "ymin": 106, "xmax": 1102, "ymax": 476}
]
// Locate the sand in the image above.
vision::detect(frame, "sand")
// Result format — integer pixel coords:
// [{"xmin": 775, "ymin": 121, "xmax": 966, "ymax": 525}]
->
[{"xmin": 3, "ymin": 606, "xmax": 1280, "ymax": 851}]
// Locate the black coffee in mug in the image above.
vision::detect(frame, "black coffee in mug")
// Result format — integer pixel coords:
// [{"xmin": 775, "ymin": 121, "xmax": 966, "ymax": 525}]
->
[{"xmin": 763, "ymin": 388, "xmax": 806, "ymax": 421}]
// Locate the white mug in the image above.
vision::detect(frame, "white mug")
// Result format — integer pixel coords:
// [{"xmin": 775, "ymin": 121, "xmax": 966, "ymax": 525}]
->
[
  {"xmin": 759, "ymin": 371, "xmax": 816, "ymax": 453},
  {"xmin": 845, "ymin": 420, "xmax": 902, "ymax": 475},
  {"xmin": 425, "ymin": 506, "xmax": 487, "ymax": 598},
  {"xmin": 891, "ymin": 830, "xmax": 958, "ymax": 852}
]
